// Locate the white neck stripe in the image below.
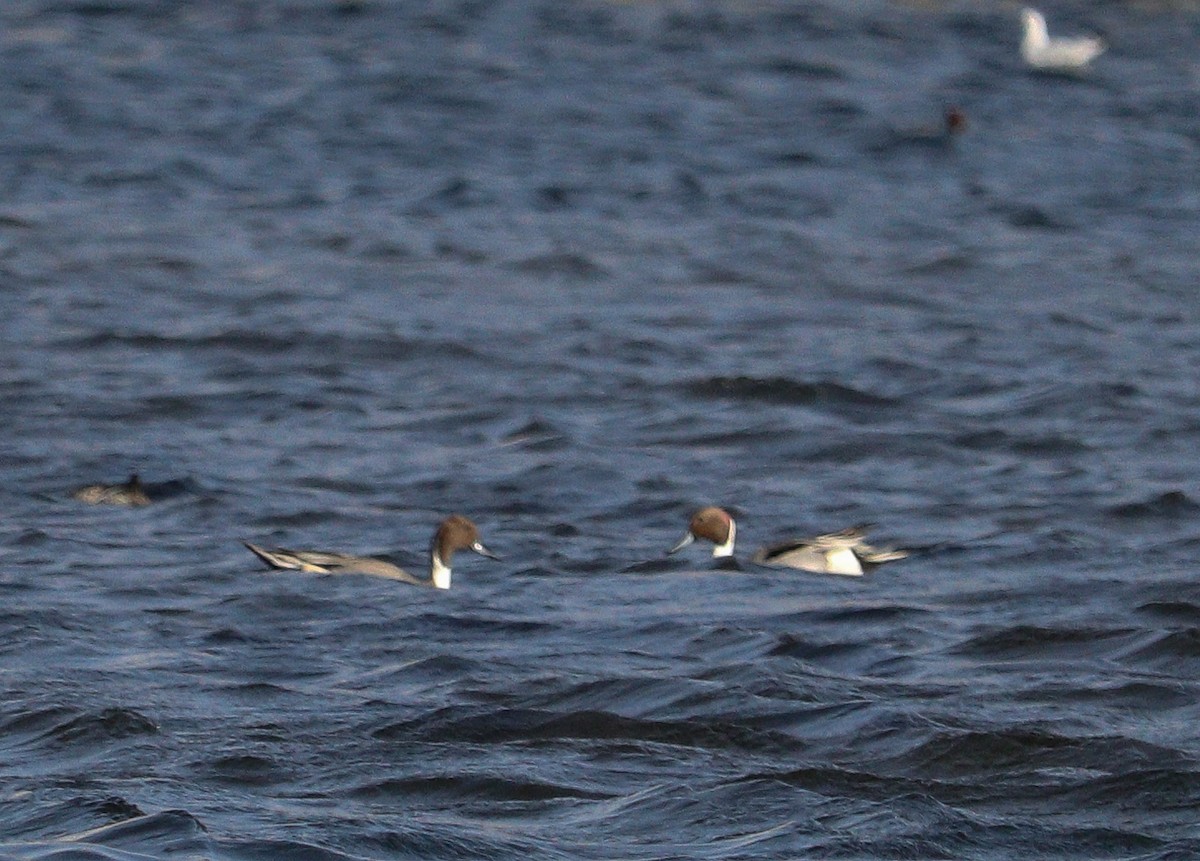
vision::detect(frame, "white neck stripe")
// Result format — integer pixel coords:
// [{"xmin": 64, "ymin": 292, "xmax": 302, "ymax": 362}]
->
[
  {"xmin": 431, "ymin": 553, "xmax": 452, "ymax": 589},
  {"xmin": 712, "ymin": 518, "xmax": 736, "ymax": 558}
]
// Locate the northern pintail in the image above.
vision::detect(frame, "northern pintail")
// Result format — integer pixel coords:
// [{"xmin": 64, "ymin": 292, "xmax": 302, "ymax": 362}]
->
[
  {"xmin": 669, "ymin": 507, "xmax": 907, "ymax": 577},
  {"xmin": 1020, "ymin": 8, "xmax": 1105, "ymax": 71},
  {"xmin": 669, "ymin": 506, "xmax": 737, "ymax": 558},
  {"xmin": 71, "ymin": 473, "xmax": 151, "ymax": 506},
  {"xmin": 243, "ymin": 514, "xmax": 499, "ymax": 589}
]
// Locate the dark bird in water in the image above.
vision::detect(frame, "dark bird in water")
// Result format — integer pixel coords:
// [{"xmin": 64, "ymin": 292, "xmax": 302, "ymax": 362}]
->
[{"xmin": 72, "ymin": 473, "xmax": 151, "ymax": 507}]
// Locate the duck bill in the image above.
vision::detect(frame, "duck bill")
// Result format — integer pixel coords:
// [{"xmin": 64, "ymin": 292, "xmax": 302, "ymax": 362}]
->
[
  {"xmin": 667, "ymin": 532, "xmax": 695, "ymax": 555},
  {"xmin": 473, "ymin": 542, "xmax": 501, "ymax": 561}
]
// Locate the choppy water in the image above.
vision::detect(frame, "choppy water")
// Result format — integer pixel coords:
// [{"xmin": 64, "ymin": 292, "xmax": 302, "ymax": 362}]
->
[{"xmin": 2, "ymin": 1, "xmax": 1200, "ymax": 859}]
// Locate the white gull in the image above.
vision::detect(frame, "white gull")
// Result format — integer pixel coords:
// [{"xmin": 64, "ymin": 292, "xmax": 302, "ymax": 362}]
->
[{"xmin": 1020, "ymin": 7, "xmax": 1105, "ymax": 71}]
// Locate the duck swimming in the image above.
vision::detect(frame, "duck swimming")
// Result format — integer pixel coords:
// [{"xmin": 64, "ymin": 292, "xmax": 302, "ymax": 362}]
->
[
  {"xmin": 244, "ymin": 514, "xmax": 499, "ymax": 589},
  {"xmin": 71, "ymin": 473, "xmax": 151, "ymax": 507},
  {"xmin": 669, "ymin": 507, "xmax": 907, "ymax": 577},
  {"xmin": 668, "ymin": 506, "xmax": 737, "ymax": 558}
]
